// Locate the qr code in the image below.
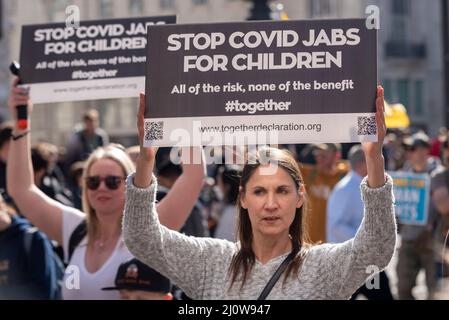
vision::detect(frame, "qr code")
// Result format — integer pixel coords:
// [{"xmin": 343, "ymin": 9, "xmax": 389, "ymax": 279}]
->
[
  {"xmin": 357, "ymin": 116, "xmax": 377, "ymax": 135},
  {"xmin": 145, "ymin": 121, "xmax": 164, "ymax": 141}
]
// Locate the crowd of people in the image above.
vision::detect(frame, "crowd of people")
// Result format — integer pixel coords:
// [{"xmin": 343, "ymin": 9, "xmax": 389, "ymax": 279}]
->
[{"xmin": 0, "ymin": 81, "xmax": 448, "ymax": 300}]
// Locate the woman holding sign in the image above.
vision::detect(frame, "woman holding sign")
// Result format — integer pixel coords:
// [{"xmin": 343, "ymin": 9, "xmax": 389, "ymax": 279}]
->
[
  {"xmin": 123, "ymin": 87, "xmax": 396, "ymax": 299},
  {"xmin": 6, "ymin": 78, "xmax": 206, "ymax": 300}
]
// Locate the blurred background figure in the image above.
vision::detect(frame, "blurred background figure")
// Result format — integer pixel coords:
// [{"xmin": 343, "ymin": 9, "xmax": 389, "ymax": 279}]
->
[
  {"xmin": 0, "ymin": 122, "xmax": 13, "ymax": 204},
  {"xmin": 0, "ymin": 193, "xmax": 64, "ymax": 300},
  {"xmin": 430, "ymin": 127, "xmax": 448, "ymax": 159},
  {"xmin": 397, "ymin": 131, "xmax": 443, "ymax": 299},
  {"xmin": 384, "ymin": 130, "xmax": 409, "ymax": 171},
  {"xmin": 327, "ymin": 145, "xmax": 394, "ymax": 300},
  {"xmin": 270, "ymin": 1, "xmax": 289, "ymax": 20},
  {"xmin": 103, "ymin": 258, "xmax": 172, "ymax": 300},
  {"xmin": 198, "ymin": 175, "xmax": 222, "ymax": 237},
  {"xmin": 327, "ymin": 145, "xmax": 367, "ymax": 243},
  {"xmin": 430, "ymin": 135, "xmax": 449, "ymax": 285},
  {"xmin": 43, "ymin": 143, "xmax": 68, "ymax": 193},
  {"xmin": 31, "ymin": 143, "xmax": 73, "ymax": 207},
  {"xmin": 64, "ymin": 109, "xmax": 109, "ymax": 176},
  {"xmin": 213, "ymin": 164, "xmax": 242, "ymax": 242},
  {"xmin": 68, "ymin": 161, "xmax": 85, "ymax": 211},
  {"xmin": 156, "ymin": 148, "xmax": 209, "ymax": 238},
  {"xmin": 301, "ymin": 143, "xmax": 348, "ymax": 243}
]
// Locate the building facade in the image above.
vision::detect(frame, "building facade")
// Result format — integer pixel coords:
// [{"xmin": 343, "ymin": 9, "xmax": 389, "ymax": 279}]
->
[{"xmin": 373, "ymin": 0, "xmax": 444, "ymax": 136}]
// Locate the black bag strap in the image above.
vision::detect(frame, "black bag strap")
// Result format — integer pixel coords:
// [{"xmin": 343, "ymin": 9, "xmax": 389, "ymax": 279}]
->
[
  {"xmin": 257, "ymin": 250, "xmax": 297, "ymax": 300},
  {"xmin": 68, "ymin": 220, "xmax": 87, "ymax": 262}
]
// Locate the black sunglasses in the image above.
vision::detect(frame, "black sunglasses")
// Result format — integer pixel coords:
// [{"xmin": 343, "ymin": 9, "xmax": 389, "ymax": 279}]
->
[{"xmin": 85, "ymin": 176, "xmax": 125, "ymax": 190}]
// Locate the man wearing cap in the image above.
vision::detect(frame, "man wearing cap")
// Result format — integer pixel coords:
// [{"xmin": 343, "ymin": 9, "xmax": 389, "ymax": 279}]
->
[
  {"xmin": 301, "ymin": 143, "xmax": 348, "ymax": 243},
  {"xmin": 397, "ymin": 131, "xmax": 443, "ymax": 299},
  {"xmin": 103, "ymin": 258, "xmax": 173, "ymax": 300}
]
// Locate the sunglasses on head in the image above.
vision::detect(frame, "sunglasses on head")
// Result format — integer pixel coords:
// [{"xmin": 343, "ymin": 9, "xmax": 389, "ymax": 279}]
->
[{"xmin": 85, "ymin": 176, "xmax": 125, "ymax": 190}]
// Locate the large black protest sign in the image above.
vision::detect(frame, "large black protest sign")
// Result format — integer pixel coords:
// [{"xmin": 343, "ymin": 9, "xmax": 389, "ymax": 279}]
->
[
  {"xmin": 144, "ymin": 19, "xmax": 378, "ymax": 147},
  {"xmin": 19, "ymin": 15, "xmax": 176, "ymax": 104}
]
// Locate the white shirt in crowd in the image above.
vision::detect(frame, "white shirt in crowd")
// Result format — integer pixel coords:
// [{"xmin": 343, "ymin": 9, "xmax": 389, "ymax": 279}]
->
[{"xmin": 61, "ymin": 207, "xmax": 132, "ymax": 300}]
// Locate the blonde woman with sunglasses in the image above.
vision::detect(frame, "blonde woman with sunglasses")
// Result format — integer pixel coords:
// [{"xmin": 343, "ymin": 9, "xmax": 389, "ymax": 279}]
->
[{"xmin": 7, "ymin": 79, "xmax": 206, "ymax": 299}]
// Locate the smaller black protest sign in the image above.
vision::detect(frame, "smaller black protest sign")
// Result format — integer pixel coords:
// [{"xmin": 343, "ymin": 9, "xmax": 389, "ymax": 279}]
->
[{"xmin": 19, "ymin": 15, "xmax": 176, "ymax": 104}]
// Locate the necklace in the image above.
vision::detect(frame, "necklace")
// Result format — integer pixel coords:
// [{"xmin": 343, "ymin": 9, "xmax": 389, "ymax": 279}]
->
[
  {"xmin": 96, "ymin": 239, "xmax": 110, "ymax": 249},
  {"xmin": 94, "ymin": 233, "xmax": 119, "ymax": 249},
  {"xmin": 98, "ymin": 241, "xmax": 106, "ymax": 248}
]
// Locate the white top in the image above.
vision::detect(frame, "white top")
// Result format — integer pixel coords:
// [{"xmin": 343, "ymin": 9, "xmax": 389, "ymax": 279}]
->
[{"xmin": 61, "ymin": 207, "xmax": 133, "ymax": 300}]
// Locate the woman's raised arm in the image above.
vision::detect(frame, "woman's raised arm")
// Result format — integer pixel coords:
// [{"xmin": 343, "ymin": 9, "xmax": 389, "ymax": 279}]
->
[
  {"xmin": 7, "ymin": 78, "xmax": 66, "ymax": 244},
  {"xmin": 135, "ymin": 93, "xmax": 206, "ymax": 231}
]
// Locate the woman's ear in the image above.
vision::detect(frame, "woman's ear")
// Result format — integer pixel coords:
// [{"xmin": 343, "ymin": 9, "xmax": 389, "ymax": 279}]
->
[
  {"xmin": 296, "ymin": 184, "xmax": 305, "ymax": 208},
  {"xmin": 239, "ymin": 186, "xmax": 247, "ymax": 209},
  {"xmin": 240, "ymin": 196, "xmax": 247, "ymax": 209}
]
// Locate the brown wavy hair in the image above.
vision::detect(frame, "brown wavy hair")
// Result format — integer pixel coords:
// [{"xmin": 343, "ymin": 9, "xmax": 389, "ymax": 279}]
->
[{"xmin": 228, "ymin": 147, "xmax": 310, "ymax": 289}]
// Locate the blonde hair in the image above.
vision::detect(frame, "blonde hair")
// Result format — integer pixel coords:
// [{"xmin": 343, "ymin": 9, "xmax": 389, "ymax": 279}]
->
[{"xmin": 81, "ymin": 144, "xmax": 135, "ymax": 243}]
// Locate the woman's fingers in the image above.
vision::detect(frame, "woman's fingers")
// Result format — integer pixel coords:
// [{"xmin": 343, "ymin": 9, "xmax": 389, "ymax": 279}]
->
[
  {"xmin": 375, "ymin": 86, "xmax": 386, "ymax": 139},
  {"xmin": 10, "ymin": 88, "xmax": 29, "ymax": 104},
  {"xmin": 139, "ymin": 92, "xmax": 145, "ymax": 117},
  {"xmin": 376, "ymin": 86, "xmax": 384, "ymax": 110},
  {"xmin": 137, "ymin": 92, "xmax": 145, "ymax": 134},
  {"xmin": 9, "ymin": 96, "xmax": 28, "ymax": 107},
  {"xmin": 376, "ymin": 107, "xmax": 383, "ymax": 136},
  {"xmin": 10, "ymin": 77, "xmax": 28, "ymax": 96},
  {"xmin": 12, "ymin": 87, "xmax": 27, "ymax": 95},
  {"xmin": 11, "ymin": 77, "xmax": 20, "ymax": 88},
  {"xmin": 9, "ymin": 79, "xmax": 30, "ymax": 110}
]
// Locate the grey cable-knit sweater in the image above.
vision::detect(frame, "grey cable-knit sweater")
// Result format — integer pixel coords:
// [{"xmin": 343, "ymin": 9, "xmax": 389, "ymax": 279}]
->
[{"xmin": 123, "ymin": 173, "xmax": 397, "ymax": 300}]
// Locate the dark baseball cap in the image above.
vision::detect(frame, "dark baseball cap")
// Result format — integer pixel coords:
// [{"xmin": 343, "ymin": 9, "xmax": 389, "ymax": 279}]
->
[{"xmin": 102, "ymin": 258, "xmax": 171, "ymax": 293}]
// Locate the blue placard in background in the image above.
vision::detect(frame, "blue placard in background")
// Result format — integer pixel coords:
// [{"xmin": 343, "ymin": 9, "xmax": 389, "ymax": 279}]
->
[{"xmin": 389, "ymin": 171, "xmax": 430, "ymax": 226}]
